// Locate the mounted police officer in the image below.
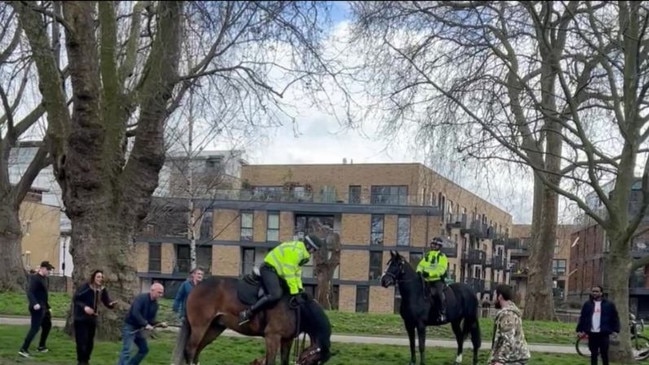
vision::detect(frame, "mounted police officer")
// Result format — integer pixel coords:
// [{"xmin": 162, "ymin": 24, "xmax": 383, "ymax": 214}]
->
[
  {"xmin": 238, "ymin": 234, "xmax": 323, "ymax": 325},
  {"xmin": 416, "ymin": 237, "xmax": 449, "ymax": 322}
]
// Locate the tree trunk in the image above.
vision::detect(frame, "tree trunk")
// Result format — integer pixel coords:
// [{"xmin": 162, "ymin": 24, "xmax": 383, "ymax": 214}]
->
[
  {"xmin": 63, "ymin": 210, "xmax": 139, "ymax": 340},
  {"xmin": 606, "ymin": 234, "xmax": 633, "ymax": 363},
  {"xmin": 313, "ymin": 232, "xmax": 341, "ymax": 310},
  {"xmin": 0, "ymin": 204, "xmax": 28, "ymax": 291},
  {"xmin": 523, "ymin": 182, "xmax": 557, "ymax": 320}
]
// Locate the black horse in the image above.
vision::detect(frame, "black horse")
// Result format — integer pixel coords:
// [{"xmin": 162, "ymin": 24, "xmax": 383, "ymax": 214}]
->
[{"xmin": 381, "ymin": 251, "xmax": 481, "ymax": 365}]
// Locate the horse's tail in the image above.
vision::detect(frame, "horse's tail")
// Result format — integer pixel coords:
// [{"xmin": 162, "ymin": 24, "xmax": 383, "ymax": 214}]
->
[
  {"xmin": 171, "ymin": 316, "xmax": 191, "ymax": 365},
  {"xmin": 469, "ymin": 315, "xmax": 481, "ymax": 350}
]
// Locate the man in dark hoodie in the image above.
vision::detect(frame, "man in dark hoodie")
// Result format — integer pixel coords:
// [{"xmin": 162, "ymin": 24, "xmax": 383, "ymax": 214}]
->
[
  {"xmin": 19, "ymin": 261, "xmax": 54, "ymax": 358},
  {"xmin": 72, "ymin": 269, "xmax": 118, "ymax": 365},
  {"xmin": 577, "ymin": 285, "xmax": 620, "ymax": 365}
]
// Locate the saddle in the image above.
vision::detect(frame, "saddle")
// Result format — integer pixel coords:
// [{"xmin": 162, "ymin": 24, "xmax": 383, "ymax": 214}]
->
[
  {"xmin": 424, "ymin": 282, "xmax": 454, "ymax": 324},
  {"xmin": 236, "ymin": 268, "xmax": 267, "ymax": 306}
]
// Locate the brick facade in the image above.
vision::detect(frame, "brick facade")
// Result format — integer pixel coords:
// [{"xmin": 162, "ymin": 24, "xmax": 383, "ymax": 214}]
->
[{"xmin": 136, "ymin": 163, "xmax": 524, "ymax": 312}]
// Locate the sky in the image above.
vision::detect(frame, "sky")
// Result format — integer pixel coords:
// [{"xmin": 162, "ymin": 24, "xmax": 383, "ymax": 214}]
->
[{"xmin": 197, "ymin": 3, "xmax": 546, "ymax": 225}]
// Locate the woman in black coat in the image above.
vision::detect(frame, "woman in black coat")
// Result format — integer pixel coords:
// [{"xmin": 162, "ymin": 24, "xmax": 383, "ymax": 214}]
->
[{"xmin": 72, "ymin": 270, "xmax": 117, "ymax": 365}]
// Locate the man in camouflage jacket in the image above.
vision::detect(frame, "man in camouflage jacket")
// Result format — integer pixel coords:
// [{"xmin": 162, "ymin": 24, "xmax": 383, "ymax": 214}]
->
[{"xmin": 488, "ymin": 284, "xmax": 531, "ymax": 365}]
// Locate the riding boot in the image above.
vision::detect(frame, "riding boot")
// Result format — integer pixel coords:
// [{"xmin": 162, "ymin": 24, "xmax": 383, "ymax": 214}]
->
[
  {"xmin": 238, "ymin": 295, "xmax": 272, "ymax": 325},
  {"xmin": 438, "ymin": 292, "xmax": 446, "ymax": 322}
]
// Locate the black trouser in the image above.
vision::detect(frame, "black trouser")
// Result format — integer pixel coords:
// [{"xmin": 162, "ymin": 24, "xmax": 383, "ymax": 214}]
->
[
  {"xmin": 21, "ymin": 307, "xmax": 52, "ymax": 351},
  {"xmin": 431, "ymin": 280, "xmax": 446, "ymax": 313},
  {"xmin": 588, "ymin": 332, "xmax": 610, "ymax": 365},
  {"xmin": 260, "ymin": 265, "xmax": 282, "ymax": 301},
  {"xmin": 74, "ymin": 319, "xmax": 97, "ymax": 364}
]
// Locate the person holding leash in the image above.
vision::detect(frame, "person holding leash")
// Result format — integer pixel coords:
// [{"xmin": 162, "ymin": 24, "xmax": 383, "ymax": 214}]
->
[{"xmin": 117, "ymin": 283, "xmax": 167, "ymax": 365}]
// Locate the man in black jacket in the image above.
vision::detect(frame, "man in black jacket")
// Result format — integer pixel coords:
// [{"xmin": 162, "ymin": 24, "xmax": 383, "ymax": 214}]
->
[
  {"xmin": 576, "ymin": 285, "xmax": 621, "ymax": 365},
  {"xmin": 118, "ymin": 283, "xmax": 167, "ymax": 365},
  {"xmin": 19, "ymin": 261, "xmax": 54, "ymax": 358}
]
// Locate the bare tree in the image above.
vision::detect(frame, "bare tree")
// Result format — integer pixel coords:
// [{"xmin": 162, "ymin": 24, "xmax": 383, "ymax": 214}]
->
[
  {"xmin": 350, "ymin": 1, "xmax": 649, "ymax": 360},
  {"xmin": 12, "ymin": 1, "xmax": 342, "ymax": 339},
  {"xmin": 0, "ymin": 4, "xmax": 49, "ymax": 291}
]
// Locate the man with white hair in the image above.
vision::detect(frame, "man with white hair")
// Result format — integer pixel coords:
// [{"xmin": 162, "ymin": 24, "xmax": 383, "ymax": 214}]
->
[{"xmin": 118, "ymin": 283, "xmax": 167, "ymax": 365}]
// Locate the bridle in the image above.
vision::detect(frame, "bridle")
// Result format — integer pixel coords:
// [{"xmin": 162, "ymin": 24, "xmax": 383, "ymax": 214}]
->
[{"xmin": 382, "ymin": 259, "xmax": 418, "ymax": 284}]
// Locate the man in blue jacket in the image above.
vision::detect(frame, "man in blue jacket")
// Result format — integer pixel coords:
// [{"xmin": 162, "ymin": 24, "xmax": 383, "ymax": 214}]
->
[
  {"xmin": 172, "ymin": 268, "xmax": 204, "ymax": 320},
  {"xmin": 118, "ymin": 283, "xmax": 167, "ymax": 365},
  {"xmin": 576, "ymin": 285, "xmax": 620, "ymax": 365}
]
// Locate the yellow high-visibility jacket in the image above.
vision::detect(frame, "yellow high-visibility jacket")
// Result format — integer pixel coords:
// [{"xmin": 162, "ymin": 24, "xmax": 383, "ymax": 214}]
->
[{"xmin": 264, "ymin": 240, "xmax": 311, "ymax": 294}]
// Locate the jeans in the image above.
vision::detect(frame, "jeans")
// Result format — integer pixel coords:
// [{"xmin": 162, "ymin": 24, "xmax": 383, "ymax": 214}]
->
[
  {"xmin": 74, "ymin": 319, "xmax": 97, "ymax": 364},
  {"xmin": 21, "ymin": 307, "xmax": 52, "ymax": 351},
  {"xmin": 117, "ymin": 324, "xmax": 149, "ymax": 365}
]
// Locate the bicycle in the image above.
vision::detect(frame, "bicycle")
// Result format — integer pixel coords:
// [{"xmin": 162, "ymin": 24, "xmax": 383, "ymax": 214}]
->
[{"xmin": 576, "ymin": 317, "xmax": 649, "ymax": 361}]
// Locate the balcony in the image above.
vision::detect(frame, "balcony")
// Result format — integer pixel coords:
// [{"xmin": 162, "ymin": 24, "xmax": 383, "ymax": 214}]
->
[
  {"xmin": 461, "ymin": 221, "xmax": 495, "ymax": 239},
  {"xmin": 506, "ymin": 238, "xmax": 531, "ymax": 257},
  {"xmin": 174, "ymin": 189, "xmax": 442, "ymax": 216},
  {"xmin": 462, "ymin": 249, "xmax": 486, "ymax": 265},
  {"xmin": 491, "ymin": 255, "xmax": 506, "ymax": 270},
  {"xmin": 509, "ymin": 263, "xmax": 529, "ymax": 279},
  {"xmin": 446, "ymin": 214, "xmax": 468, "ymax": 230},
  {"xmin": 466, "ymin": 278, "xmax": 485, "ymax": 294}
]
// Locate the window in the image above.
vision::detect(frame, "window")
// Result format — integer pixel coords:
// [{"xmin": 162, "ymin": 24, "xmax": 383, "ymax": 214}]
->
[
  {"xmin": 396, "ymin": 215, "xmax": 410, "ymax": 246},
  {"xmin": 552, "ymin": 259, "xmax": 567, "ymax": 276},
  {"xmin": 175, "ymin": 245, "xmax": 212, "ymax": 274},
  {"xmin": 242, "ymin": 247, "xmax": 255, "ymax": 274},
  {"xmin": 267, "ymin": 212, "xmax": 280, "ymax": 242},
  {"xmin": 370, "ymin": 214, "xmax": 384, "ymax": 245},
  {"xmin": 369, "ymin": 251, "xmax": 383, "ymax": 280},
  {"xmin": 349, "ymin": 185, "xmax": 361, "ymax": 204},
  {"xmin": 200, "ymin": 211, "xmax": 213, "ymax": 240},
  {"xmin": 355, "ymin": 285, "xmax": 369, "ymax": 313},
  {"xmin": 409, "ymin": 252, "xmax": 423, "ymax": 267},
  {"xmin": 370, "ymin": 185, "xmax": 408, "ymax": 205},
  {"xmin": 148, "ymin": 243, "xmax": 161, "ymax": 273},
  {"xmin": 240, "ymin": 211, "xmax": 253, "ymax": 241}
]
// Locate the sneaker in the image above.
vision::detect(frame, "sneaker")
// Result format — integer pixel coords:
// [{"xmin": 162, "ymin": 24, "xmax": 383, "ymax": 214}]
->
[
  {"xmin": 37, "ymin": 347, "xmax": 49, "ymax": 353},
  {"xmin": 18, "ymin": 349, "xmax": 30, "ymax": 358}
]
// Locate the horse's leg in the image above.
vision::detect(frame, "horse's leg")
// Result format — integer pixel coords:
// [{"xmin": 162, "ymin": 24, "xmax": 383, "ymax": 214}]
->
[
  {"xmin": 468, "ymin": 317, "xmax": 481, "ymax": 365},
  {"xmin": 451, "ymin": 320, "xmax": 464, "ymax": 364},
  {"xmin": 185, "ymin": 323, "xmax": 210, "ymax": 365},
  {"xmin": 264, "ymin": 334, "xmax": 282, "ymax": 365},
  {"xmin": 279, "ymin": 338, "xmax": 292, "ymax": 365},
  {"xmin": 416, "ymin": 323, "xmax": 427, "ymax": 365},
  {"xmin": 194, "ymin": 323, "xmax": 226, "ymax": 365},
  {"xmin": 404, "ymin": 320, "xmax": 417, "ymax": 365}
]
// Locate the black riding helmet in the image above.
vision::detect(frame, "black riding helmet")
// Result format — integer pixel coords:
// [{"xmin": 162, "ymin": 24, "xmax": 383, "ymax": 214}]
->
[{"xmin": 430, "ymin": 236, "xmax": 444, "ymax": 247}]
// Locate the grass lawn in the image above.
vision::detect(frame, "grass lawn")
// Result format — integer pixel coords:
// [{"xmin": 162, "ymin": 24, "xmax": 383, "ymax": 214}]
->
[
  {"xmin": 0, "ymin": 325, "xmax": 586, "ymax": 365},
  {"xmin": 0, "ymin": 292, "xmax": 581, "ymax": 344}
]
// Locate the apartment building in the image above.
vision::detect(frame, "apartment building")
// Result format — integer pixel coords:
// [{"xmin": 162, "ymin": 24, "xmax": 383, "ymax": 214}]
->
[
  {"xmin": 506, "ymin": 224, "xmax": 574, "ymax": 307},
  {"xmin": 569, "ymin": 178, "xmax": 649, "ymax": 316},
  {"xmin": 135, "ymin": 162, "xmax": 516, "ymax": 313}
]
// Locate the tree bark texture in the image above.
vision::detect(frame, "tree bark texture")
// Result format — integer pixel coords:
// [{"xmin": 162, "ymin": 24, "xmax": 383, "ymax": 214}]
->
[
  {"xmin": 0, "ymin": 204, "xmax": 28, "ymax": 291},
  {"xmin": 313, "ymin": 232, "xmax": 341, "ymax": 310},
  {"xmin": 14, "ymin": 1, "xmax": 184, "ymax": 339}
]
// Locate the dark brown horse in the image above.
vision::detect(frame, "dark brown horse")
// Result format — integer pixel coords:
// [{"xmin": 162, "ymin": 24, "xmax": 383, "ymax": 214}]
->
[{"xmin": 171, "ymin": 271, "xmax": 332, "ymax": 365}]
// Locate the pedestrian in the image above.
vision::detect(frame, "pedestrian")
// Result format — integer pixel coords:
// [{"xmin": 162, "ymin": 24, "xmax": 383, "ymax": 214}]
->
[
  {"xmin": 171, "ymin": 268, "xmax": 204, "ymax": 363},
  {"xmin": 19, "ymin": 261, "xmax": 54, "ymax": 358},
  {"xmin": 73, "ymin": 269, "xmax": 118, "ymax": 365},
  {"xmin": 487, "ymin": 284, "xmax": 531, "ymax": 365},
  {"xmin": 172, "ymin": 268, "xmax": 204, "ymax": 321},
  {"xmin": 118, "ymin": 283, "xmax": 167, "ymax": 365},
  {"xmin": 576, "ymin": 285, "xmax": 620, "ymax": 365}
]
